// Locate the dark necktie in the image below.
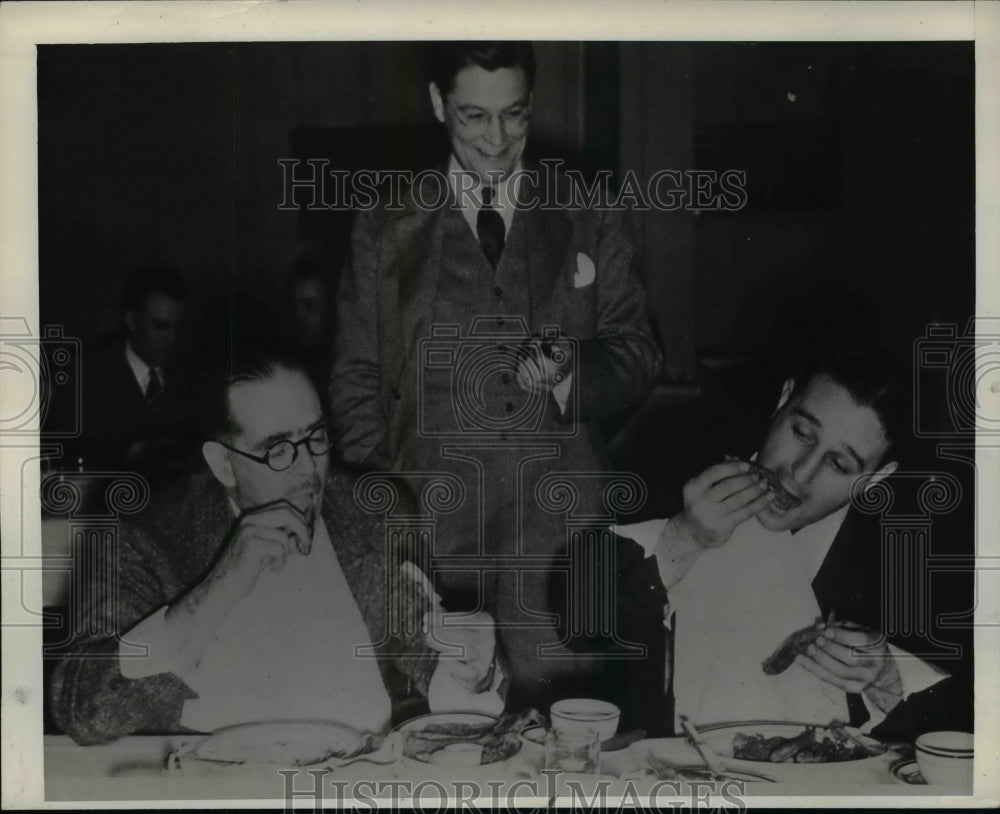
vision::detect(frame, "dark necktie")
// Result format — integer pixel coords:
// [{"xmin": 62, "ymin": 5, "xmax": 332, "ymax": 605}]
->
[
  {"xmin": 145, "ymin": 368, "xmax": 163, "ymax": 406},
  {"xmin": 476, "ymin": 185, "xmax": 505, "ymax": 270}
]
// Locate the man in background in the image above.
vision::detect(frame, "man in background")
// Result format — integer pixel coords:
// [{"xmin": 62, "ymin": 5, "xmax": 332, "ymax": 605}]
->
[{"xmin": 67, "ymin": 264, "xmax": 196, "ymax": 481}]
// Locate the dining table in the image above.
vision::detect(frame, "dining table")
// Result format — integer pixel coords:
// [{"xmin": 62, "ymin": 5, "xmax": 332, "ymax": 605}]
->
[{"xmin": 43, "ymin": 730, "xmax": 966, "ymax": 804}]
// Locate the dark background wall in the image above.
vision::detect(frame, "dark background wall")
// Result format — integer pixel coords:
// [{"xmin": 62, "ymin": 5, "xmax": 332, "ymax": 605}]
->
[{"xmin": 38, "ymin": 41, "xmax": 974, "ymax": 379}]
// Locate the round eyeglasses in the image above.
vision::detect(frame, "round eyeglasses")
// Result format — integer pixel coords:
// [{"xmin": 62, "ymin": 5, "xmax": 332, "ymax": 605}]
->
[
  {"xmin": 221, "ymin": 425, "xmax": 331, "ymax": 472},
  {"xmin": 446, "ymin": 101, "xmax": 531, "ymax": 136}
]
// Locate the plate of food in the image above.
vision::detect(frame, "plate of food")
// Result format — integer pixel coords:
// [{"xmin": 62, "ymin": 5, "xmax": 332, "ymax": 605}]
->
[
  {"xmin": 167, "ymin": 719, "xmax": 372, "ymax": 773},
  {"xmin": 694, "ymin": 720, "xmax": 893, "ymax": 782},
  {"xmin": 395, "ymin": 708, "xmax": 544, "ymax": 767}
]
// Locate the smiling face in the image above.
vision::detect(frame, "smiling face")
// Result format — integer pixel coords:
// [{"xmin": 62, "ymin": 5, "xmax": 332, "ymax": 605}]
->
[
  {"xmin": 221, "ymin": 366, "xmax": 329, "ymax": 524},
  {"xmin": 430, "ymin": 65, "xmax": 531, "ymax": 184},
  {"xmin": 755, "ymin": 374, "xmax": 897, "ymax": 532}
]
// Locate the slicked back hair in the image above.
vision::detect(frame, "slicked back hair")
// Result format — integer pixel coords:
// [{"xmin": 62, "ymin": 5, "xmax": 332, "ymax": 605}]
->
[
  {"xmin": 790, "ymin": 337, "xmax": 909, "ymax": 466},
  {"xmin": 428, "ymin": 41, "xmax": 536, "ymax": 95},
  {"xmin": 197, "ymin": 344, "xmax": 312, "ymax": 443}
]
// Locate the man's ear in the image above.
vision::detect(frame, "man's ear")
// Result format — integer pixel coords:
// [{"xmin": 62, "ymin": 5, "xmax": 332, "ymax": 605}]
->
[
  {"xmin": 202, "ymin": 441, "xmax": 236, "ymax": 488},
  {"xmin": 429, "ymin": 81, "xmax": 445, "ymax": 123},
  {"xmin": 774, "ymin": 378, "xmax": 796, "ymax": 415}
]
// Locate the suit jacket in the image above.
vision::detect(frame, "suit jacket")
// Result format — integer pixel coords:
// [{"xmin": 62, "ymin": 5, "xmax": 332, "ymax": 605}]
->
[
  {"xmin": 70, "ymin": 339, "xmax": 197, "ymax": 479},
  {"xmin": 330, "ymin": 163, "xmax": 663, "ymax": 470},
  {"xmin": 48, "ymin": 469, "xmax": 435, "ymax": 745}
]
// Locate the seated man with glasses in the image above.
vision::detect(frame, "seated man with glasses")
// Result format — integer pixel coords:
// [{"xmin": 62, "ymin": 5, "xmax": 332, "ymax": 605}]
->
[{"xmin": 49, "ymin": 346, "xmax": 504, "ymax": 744}]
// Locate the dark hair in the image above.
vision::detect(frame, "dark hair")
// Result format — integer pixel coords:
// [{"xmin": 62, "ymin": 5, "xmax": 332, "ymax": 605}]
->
[
  {"xmin": 792, "ymin": 337, "xmax": 910, "ymax": 464},
  {"xmin": 428, "ymin": 41, "xmax": 536, "ymax": 95},
  {"xmin": 196, "ymin": 343, "xmax": 312, "ymax": 441},
  {"xmin": 122, "ymin": 264, "xmax": 188, "ymax": 313},
  {"xmin": 287, "ymin": 253, "xmax": 330, "ymax": 295}
]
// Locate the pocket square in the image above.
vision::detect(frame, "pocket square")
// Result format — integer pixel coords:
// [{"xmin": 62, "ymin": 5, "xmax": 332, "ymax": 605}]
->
[{"xmin": 574, "ymin": 252, "xmax": 596, "ymax": 288}]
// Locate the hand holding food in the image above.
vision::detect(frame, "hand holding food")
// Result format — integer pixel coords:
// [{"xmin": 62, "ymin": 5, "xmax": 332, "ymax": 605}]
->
[
  {"xmin": 208, "ymin": 499, "xmax": 314, "ymax": 602},
  {"xmin": 672, "ymin": 459, "xmax": 776, "ymax": 548},
  {"xmin": 762, "ymin": 612, "xmax": 834, "ymax": 675},
  {"xmin": 794, "ymin": 623, "xmax": 903, "ymax": 713}
]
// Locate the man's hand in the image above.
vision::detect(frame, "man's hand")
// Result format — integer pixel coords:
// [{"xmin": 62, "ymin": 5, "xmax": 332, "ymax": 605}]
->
[
  {"xmin": 672, "ymin": 460, "xmax": 776, "ymax": 549},
  {"xmin": 795, "ymin": 623, "xmax": 903, "ymax": 714},
  {"xmin": 423, "ymin": 610, "xmax": 497, "ymax": 694},
  {"xmin": 515, "ymin": 340, "xmax": 572, "ymax": 395},
  {"xmin": 205, "ymin": 499, "xmax": 314, "ymax": 605}
]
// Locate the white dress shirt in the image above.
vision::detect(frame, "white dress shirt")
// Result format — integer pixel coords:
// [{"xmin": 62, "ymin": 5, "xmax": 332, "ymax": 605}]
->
[{"xmin": 124, "ymin": 339, "xmax": 162, "ymax": 397}]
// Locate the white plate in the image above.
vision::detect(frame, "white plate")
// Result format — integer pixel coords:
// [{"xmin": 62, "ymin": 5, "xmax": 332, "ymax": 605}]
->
[
  {"xmin": 188, "ymin": 719, "xmax": 365, "ymax": 767},
  {"xmin": 394, "ymin": 712, "xmax": 519, "ymax": 766}
]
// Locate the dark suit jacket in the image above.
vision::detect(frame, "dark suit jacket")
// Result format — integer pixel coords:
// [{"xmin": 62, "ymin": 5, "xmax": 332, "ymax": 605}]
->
[
  {"xmin": 330, "ymin": 164, "xmax": 663, "ymax": 470},
  {"xmin": 48, "ymin": 469, "xmax": 435, "ymax": 745},
  {"xmin": 70, "ymin": 339, "xmax": 197, "ymax": 478}
]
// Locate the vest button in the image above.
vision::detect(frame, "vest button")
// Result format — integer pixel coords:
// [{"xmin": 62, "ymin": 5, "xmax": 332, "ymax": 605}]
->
[
  {"xmin": 504, "ymin": 402, "xmax": 514, "ymax": 413},
  {"xmin": 494, "ymin": 286, "xmax": 503, "ymax": 298},
  {"xmin": 391, "ymin": 388, "xmax": 402, "ymax": 401}
]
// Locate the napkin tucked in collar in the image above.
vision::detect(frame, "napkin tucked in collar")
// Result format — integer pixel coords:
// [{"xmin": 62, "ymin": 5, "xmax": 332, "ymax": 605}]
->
[
  {"xmin": 614, "ymin": 510, "xmax": 850, "ymax": 727},
  {"xmin": 178, "ymin": 517, "xmax": 392, "ymax": 734}
]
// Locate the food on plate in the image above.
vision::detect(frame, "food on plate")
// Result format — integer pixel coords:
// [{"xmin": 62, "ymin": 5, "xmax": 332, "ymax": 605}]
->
[
  {"xmin": 402, "ymin": 708, "xmax": 544, "ymax": 765},
  {"xmin": 191, "ymin": 720, "xmax": 364, "ymax": 766},
  {"xmin": 732, "ymin": 723, "xmax": 885, "ymax": 763}
]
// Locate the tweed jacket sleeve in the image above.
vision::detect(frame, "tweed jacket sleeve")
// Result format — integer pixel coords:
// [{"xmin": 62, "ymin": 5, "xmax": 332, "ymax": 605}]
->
[{"xmin": 48, "ymin": 522, "xmax": 201, "ymax": 744}]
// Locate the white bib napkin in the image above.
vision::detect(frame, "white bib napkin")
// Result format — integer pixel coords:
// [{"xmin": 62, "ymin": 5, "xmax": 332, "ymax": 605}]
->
[{"xmin": 180, "ymin": 519, "xmax": 391, "ymax": 734}]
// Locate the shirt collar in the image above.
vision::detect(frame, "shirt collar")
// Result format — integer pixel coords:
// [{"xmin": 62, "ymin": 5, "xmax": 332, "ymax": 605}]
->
[
  {"xmin": 447, "ymin": 155, "xmax": 523, "ymax": 214},
  {"xmin": 124, "ymin": 339, "xmax": 155, "ymax": 391}
]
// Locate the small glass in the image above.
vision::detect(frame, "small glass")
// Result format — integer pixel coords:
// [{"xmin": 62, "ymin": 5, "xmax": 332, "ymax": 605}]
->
[{"xmin": 544, "ymin": 726, "xmax": 601, "ymax": 774}]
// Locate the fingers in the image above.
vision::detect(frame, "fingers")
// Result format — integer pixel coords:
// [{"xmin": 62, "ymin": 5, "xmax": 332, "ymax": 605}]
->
[
  {"xmin": 823, "ymin": 624, "xmax": 884, "ymax": 649},
  {"xmin": 707, "ymin": 471, "xmax": 762, "ymax": 505},
  {"xmin": 685, "ymin": 460, "xmax": 751, "ymax": 500},
  {"xmin": 794, "ymin": 652, "xmax": 859, "ymax": 692},
  {"xmin": 423, "ymin": 611, "xmax": 494, "ymax": 662},
  {"xmin": 241, "ymin": 500, "xmax": 314, "ymax": 555},
  {"xmin": 796, "ymin": 640, "xmax": 878, "ymax": 693},
  {"xmin": 727, "ymin": 487, "xmax": 777, "ymax": 525},
  {"xmin": 239, "ymin": 526, "xmax": 292, "ymax": 572}
]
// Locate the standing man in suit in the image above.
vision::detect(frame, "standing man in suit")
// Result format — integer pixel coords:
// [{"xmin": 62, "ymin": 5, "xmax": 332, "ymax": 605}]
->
[
  {"xmin": 70, "ymin": 265, "xmax": 196, "ymax": 481},
  {"xmin": 331, "ymin": 42, "xmax": 662, "ymax": 709}
]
